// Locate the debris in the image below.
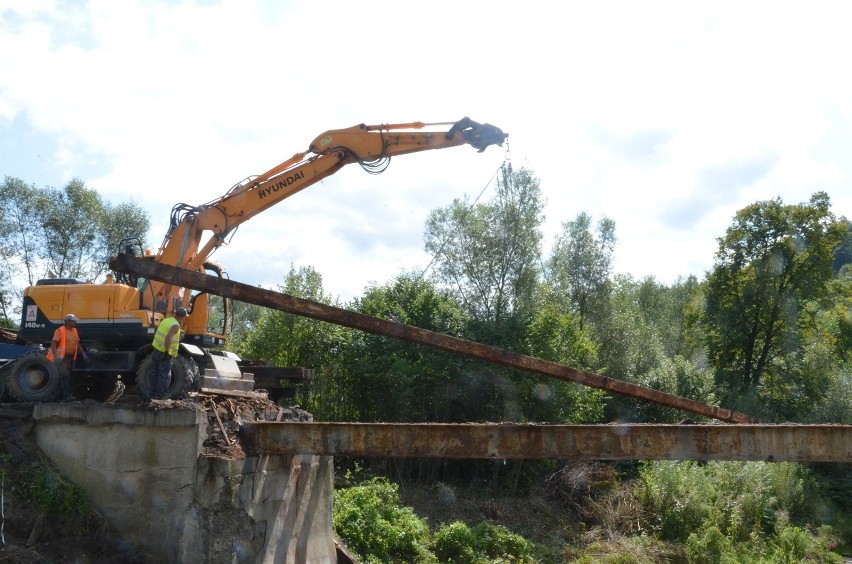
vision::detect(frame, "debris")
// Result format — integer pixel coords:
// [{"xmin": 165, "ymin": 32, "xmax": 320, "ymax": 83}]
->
[
  {"xmin": 209, "ymin": 400, "xmax": 232, "ymax": 447},
  {"xmin": 196, "ymin": 393, "xmax": 312, "ymax": 460}
]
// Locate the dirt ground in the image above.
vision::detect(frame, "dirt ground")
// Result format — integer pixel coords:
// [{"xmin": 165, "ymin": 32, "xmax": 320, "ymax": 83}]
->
[
  {"xmin": 0, "ymin": 393, "xmax": 310, "ymax": 563},
  {"xmin": 0, "ymin": 404, "xmax": 141, "ymax": 563}
]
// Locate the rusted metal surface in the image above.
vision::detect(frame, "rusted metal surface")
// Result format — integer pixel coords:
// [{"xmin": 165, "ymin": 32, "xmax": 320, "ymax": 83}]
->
[
  {"xmin": 248, "ymin": 366, "xmax": 314, "ymax": 389},
  {"xmin": 109, "ymin": 255, "xmax": 756, "ymax": 424},
  {"xmin": 240, "ymin": 422, "xmax": 852, "ymax": 462}
]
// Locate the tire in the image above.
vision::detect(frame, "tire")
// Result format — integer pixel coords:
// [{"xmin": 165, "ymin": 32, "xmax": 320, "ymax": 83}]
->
[
  {"xmin": 8, "ymin": 351, "xmax": 62, "ymax": 402},
  {"xmin": 136, "ymin": 353, "xmax": 197, "ymax": 399}
]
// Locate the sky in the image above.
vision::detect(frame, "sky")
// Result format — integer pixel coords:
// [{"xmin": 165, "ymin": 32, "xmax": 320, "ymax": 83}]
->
[{"xmin": 2, "ymin": 1, "xmax": 851, "ymax": 303}]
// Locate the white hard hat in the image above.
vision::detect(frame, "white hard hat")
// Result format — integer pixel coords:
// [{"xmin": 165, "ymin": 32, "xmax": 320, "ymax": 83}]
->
[{"xmin": 64, "ymin": 313, "xmax": 78, "ymax": 322}]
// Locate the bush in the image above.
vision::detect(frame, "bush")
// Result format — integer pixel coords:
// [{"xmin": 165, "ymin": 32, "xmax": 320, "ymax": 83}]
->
[
  {"xmin": 19, "ymin": 465, "xmax": 89, "ymax": 515},
  {"xmin": 333, "ymin": 477, "xmax": 434, "ymax": 563},
  {"xmin": 433, "ymin": 520, "xmax": 535, "ymax": 563},
  {"xmin": 433, "ymin": 521, "xmax": 477, "ymax": 562},
  {"xmin": 638, "ymin": 461, "xmax": 843, "ymax": 562}
]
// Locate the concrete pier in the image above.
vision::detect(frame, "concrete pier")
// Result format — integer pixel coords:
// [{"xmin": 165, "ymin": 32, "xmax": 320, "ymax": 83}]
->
[{"xmin": 32, "ymin": 402, "xmax": 335, "ymax": 563}]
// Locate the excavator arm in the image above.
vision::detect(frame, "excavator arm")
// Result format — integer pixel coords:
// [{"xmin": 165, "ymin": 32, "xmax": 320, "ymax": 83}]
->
[{"xmin": 143, "ymin": 117, "xmax": 507, "ymax": 313}]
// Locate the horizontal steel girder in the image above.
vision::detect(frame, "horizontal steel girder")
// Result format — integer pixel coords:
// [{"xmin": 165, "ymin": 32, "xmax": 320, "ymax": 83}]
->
[{"xmin": 240, "ymin": 422, "xmax": 852, "ymax": 462}]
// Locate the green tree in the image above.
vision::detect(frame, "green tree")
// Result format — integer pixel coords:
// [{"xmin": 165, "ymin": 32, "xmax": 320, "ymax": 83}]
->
[
  {"xmin": 424, "ymin": 166, "xmax": 544, "ymax": 348},
  {"xmin": 547, "ymin": 211, "xmax": 616, "ymax": 332},
  {"xmin": 0, "ymin": 176, "xmax": 150, "ymax": 319},
  {"xmin": 832, "ymin": 219, "xmax": 852, "ymax": 272},
  {"xmin": 227, "ymin": 299, "xmax": 265, "ymax": 350},
  {"xmin": 0, "ymin": 176, "xmax": 49, "ymax": 285},
  {"xmin": 699, "ymin": 192, "xmax": 846, "ymax": 411},
  {"xmin": 346, "ymin": 272, "xmax": 468, "ymax": 422},
  {"xmin": 238, "ymin": 265, "xmax": 338, "ymax": 367},
  {"xmin": 236, "ymin": 265, "xmax": 357, "ymax": 418},
  {"xmin": 523, "ymin": 285, "xmax": 606, "ymax": 423},
  {"xmin": 637, "ymin": 274, "xmax": 702, "ymax": 360}
]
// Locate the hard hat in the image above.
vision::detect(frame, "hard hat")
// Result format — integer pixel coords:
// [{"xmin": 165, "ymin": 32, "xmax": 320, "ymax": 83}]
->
[
  {"xmin": 64, "ymin": 313, "xmax": 78, "ymax": 322},
  {"xmin": 175, "ymin": 307, "xmax": 188, "ymax": 317}
]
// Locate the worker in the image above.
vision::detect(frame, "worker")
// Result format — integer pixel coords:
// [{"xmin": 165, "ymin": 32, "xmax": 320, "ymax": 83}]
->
[
  {"xmin": 149, "ymin": 307, "xmax": 188, "ymax": 399},
  {"xmin": 47, "ymin": 313, "xmax": 89, "ymax": 402}
]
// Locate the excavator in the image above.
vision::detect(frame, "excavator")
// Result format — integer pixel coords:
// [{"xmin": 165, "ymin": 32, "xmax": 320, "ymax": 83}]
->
[{"xmin": 2, "ymin": 117, "xmax": 508, "ymax": 402}]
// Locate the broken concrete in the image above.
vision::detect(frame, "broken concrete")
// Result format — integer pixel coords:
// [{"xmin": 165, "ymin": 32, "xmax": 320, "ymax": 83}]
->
[{"xmin": 32, "ymin": 401, "xmax": 335, "ymax": 563}]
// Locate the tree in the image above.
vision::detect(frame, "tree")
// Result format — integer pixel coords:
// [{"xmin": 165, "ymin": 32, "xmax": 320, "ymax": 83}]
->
[
  {"xmin": 236, "ymin": 265, "xmax": 356, "ymax": 420},
  {"xmin": 0, "ymin": 177, "xmax": 47, "ymax": 286},
  {"xmin": 698, "ymin": 192, "xmax": 846, "ymax": 409},
  {"xmin": 424, "ymin": 166, "xmax": 544, "ymax": 348},
  {"xmin": 523, "ymin": 284, "xmax": 606, "ymax": 423},
  {"xmin": 238, "ymin": 265, "xmax": 337, "ymax": 367},
  {"xmin": 0, "ymin": 176, "xmax": 150, "ymax": 319},
  {"xmin": 637, "ymin": 274, "xmax": 702, "ymax": 360},
  {"xmin": 347, "ymin": 272, "xmax": 469, "ymax": 422},
  {"xmin": 832, "ymin": 219, "xmax": 852, "ymax": 272},
  {"xmin": 546, "ymin": 212, "xmax": 616, "ymax": 331}
]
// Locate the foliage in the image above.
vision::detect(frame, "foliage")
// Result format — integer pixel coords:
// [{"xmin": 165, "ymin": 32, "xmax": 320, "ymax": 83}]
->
[
  {"xmin": 236, "ymin": 265, "xmax": 358, "ymax": 419},
  {"xmin": 17, "ymin": 464, "xmax": 90, "ymax": 515},
  {"xmin": 0, "ymin": 176, "xmax": 149, "ymax": 322},
  {"xmin": 424, "ymin": 165, "xmax": 544, "ymax": 348},
  {"xmin": 698, "ymin": 192, "xmax": 846, "ymax": 412},
  {"xmin": 547, "ymin": 211, "xmax": 616, "ymax": 332},
  {"xmin": 578, "ymin": 273, "xmax": 706, "ymax": 423},
  {"xmin": 637, "ymin": 461, "xmax": 843, "ymax": 561},
  {"xmin": 522, "ymin": 287, "xmax": 607, "ymax": 423},
  {"xmin": 832, "ymin": 219, "xmax": 852, "ymax": 272},
  {"xmin": 345, "ymin": 272, "xmax": 469, "ymax": 422},
  {"xmin": 333, "ymin": 475, "xmax": 540, "ymax": 563},
  {"xmin": 568, "ymin": 535, "xmax": 678, "ymax": 564},
  {"xmin": 685, "ymin": 522, "xmax": 842, "ymax": 563},
  {"xmin": 433, "ymin": 520, "xmax": 535, "ymax": 563},
  {"xmin": 333, "ymin": 477, "xmax": 435, "ymax": 563},
  {"xmin": 634, "ymin": 356, "xmax": 715, "ymax": 423},
  {"xmin": 596, "ymin": 275, "xmax": 667, "ymax": 379}
]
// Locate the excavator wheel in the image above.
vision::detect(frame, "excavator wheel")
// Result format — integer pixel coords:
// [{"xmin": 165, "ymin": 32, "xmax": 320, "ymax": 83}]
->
[
  {"xmin": 7, "ymin": 351, "xmax": 62, "ymax": 402},
  {"xmin": 136, "ymin": 353, "xmax": 197, "ymax": 400}
]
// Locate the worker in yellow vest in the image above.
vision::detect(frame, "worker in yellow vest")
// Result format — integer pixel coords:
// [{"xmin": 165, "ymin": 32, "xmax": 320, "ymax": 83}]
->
[
  {"xmin": 47, "ymin": 313, "xmax": 89, "ymax": 402},
  {"xmin": 149, "ymin": 307, "xmax": 188, "ymax": 399}
]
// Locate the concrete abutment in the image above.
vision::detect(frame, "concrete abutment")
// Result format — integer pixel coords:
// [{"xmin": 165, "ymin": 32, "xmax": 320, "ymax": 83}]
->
[{"xmin": 32, "ymin": 402, "xmax": 335, "ymax": 563}]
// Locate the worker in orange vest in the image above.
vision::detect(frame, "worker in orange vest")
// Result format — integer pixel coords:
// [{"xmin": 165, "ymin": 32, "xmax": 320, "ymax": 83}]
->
[{"xmin": 47, "ymin": 313, "xmax": 89, "ymax": 401}]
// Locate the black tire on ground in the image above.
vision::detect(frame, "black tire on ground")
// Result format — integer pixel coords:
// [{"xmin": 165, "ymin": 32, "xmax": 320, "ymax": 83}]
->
[
  {"xmin": 8, "ymin": 351, "xmax": 62, "ymax": 402},
  {"xmin": 136, "ymin": 353, "xmax": 197, "ymax": 399}
]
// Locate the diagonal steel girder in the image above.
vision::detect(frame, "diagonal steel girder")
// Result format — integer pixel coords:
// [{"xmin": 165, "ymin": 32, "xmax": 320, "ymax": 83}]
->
[
  {"xmin": 240, "ymin": 422, "xmax": 852, "ymax": 462},
  {"xmin": 110, "ymin": 254, "xmax": 756, "ymax": 423}
]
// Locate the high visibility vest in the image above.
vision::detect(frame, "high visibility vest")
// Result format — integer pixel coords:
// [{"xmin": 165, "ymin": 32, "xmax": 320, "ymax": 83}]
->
[
  {"xmin": 46, "ymin": 326, "xmax": 80, "ymax": 361},
  {"xmin": 153, "ymin": 317, "xmax": 181, "ymax": 357}
]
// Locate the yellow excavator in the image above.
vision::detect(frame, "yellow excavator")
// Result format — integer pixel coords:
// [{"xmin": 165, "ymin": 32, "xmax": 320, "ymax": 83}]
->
[{"xmin": 2, "ymin": 118, "xmax": 507, "ymax": 401}]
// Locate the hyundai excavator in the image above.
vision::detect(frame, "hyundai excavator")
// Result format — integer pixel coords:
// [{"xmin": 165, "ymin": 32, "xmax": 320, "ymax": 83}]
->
[{"xmin": 1, "ymin": 117, "xmax": 507, "ymax": 402}]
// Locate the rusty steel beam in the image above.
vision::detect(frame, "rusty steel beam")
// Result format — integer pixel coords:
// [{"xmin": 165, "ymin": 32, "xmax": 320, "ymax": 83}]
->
[
  {"xmin": 109, "ymin": 254, "xmax": 756, "ymax": 423},
  {"xmin": 239, "ymin": 422, "xmax": 852, "ymax": 462}
]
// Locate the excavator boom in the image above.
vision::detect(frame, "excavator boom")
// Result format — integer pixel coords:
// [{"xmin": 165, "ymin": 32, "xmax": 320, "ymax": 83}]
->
[{"xmin": 148, "ymin": 117, "xmax": 507, "ymax": 314}]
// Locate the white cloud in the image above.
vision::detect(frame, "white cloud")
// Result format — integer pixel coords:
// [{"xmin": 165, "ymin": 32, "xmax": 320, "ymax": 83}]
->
[{"xmin": 1, "ymin": 0, "xmax": 851, "ymax": 298}]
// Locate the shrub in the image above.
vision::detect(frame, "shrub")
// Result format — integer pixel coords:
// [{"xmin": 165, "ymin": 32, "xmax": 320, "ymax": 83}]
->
[
  {"xmin": 685, "ymin": 526, "xmax": 731, "ymax": 564},
  {"xmin": 638, "ymin": 461, "xmax": 843, "ymax": 562},
  {"xmin": 433, "ymin": 520, "xmax": 535, "ymax": 563},
  {"xmin": 433, "ymin": 521, "xmax": 477, "ymax": 562},
  {"xmin": 19, "ymin": 465, "xmax": 89, "ymax": 515},
  {"xmin": 333, "ymin": 477, "xmax": 434, "ymax": 563}
]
